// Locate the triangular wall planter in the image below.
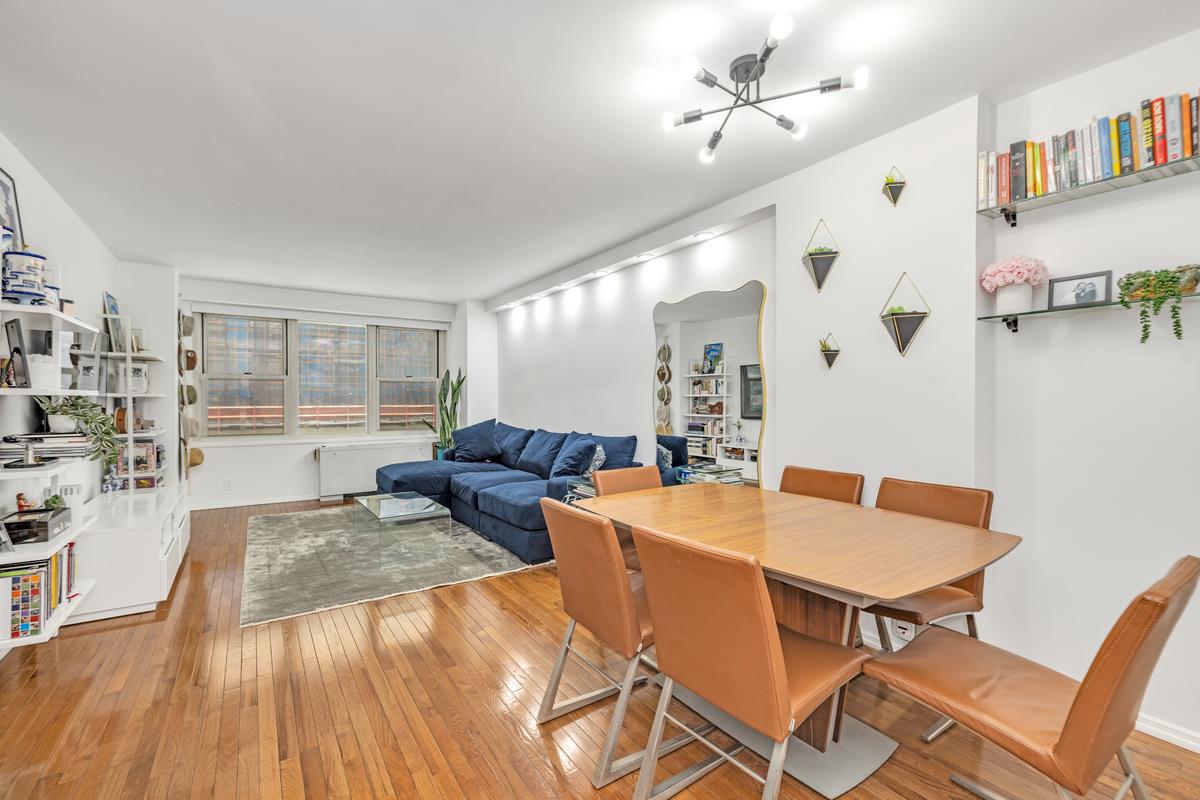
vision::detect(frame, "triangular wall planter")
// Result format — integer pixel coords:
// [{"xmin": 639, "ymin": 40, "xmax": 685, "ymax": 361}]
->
[
  {"xmin": 882, "ymin": 167, "xmax": 907, "ymax": 206},
  {"xmin": 819, "ymin": 333, "xmax": 841, "ymax": 369},
  {"xmin": 879, "ymin": 273, "xmax": 931, "ymax": 357},
  {"xmin": 802, "ymin": 219, "xmax": 841, "ymax": 292}
]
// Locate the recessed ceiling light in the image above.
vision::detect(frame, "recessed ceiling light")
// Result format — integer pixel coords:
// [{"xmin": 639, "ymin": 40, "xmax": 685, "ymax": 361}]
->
[
  {"xmin": 695, "ymin": 231, "xmax": 715, "ymax": 240},
  {"xmin": 591, "ymin": 268, "xmax": 611, "ymax": 277},
  {"xmin": 637, "ymin": 253, "xmax": 655, "ymax": 261}
]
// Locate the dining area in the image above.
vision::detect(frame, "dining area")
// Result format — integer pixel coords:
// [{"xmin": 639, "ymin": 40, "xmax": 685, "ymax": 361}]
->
[{"xmin": 534, "ymin": 465, "xmax": 1199, "ymax": 800}]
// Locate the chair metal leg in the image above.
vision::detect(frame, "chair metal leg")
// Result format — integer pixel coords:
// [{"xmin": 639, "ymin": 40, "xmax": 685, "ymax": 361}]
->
[
  {"xmin": 537, "ymin": 619, "xmax": 644, "ymax": 724},
  {"xmin": 875, "ymin": 614, "xmax": 893, "ymax": 653},
  {"xmin": 1055, "ymin": 787, "xmax": 1076, "ymax": 800},
  {"xmin": 633, "ymin": 677, "xmax": 675, "ymax": 800},
  {"xmin": 1117, "ymin": 745, "xmax": 1150, "ymax": 800},
  {"xmin": 761, "ymin": 737, "xmax": 790, "ymax": 800},
  {"xmin": 949, "ymin": 775, "xmax": 1018, "ymax": 800},
  {"xmin": 952, "ymin": 769, "xmax": 1141, "ymax": 800}
]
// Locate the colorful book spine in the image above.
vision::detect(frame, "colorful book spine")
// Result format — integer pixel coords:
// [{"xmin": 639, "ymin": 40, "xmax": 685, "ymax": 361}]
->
[
  {"xmin": 1097, "ymin": 116, "xmax": 1113, "ymax": 180},
  {"xmin": 1089, "ymin": 121, "xmax": 1102, "ymax": 180},
  {"xmin": 4, "ymin": 569, "xmax": 45, "ymax": 640},
  {"xmin": 987, "ymin": 151, "xmax": 997, "ymax": 208},
  {"xmin": 1183, "ymin": 94, "xmax": 1193, "ymax": 158},
  {"xmin": 1151, "ymin": 97, "xmax": 1167, "ymax": 165},
  {"xmin": 1191, "ymin": 95, "xmax": 1199, "ymax": 157},
  {"xmin": 1081, "ymin": 126, "xmax": 1094, "ymax": 184},
  {"xmin": 997, "ymin": 152, "xmax": 1011, "ymax": 204},
  {"xmin": 1139, "ymin": 100, "xmax": 1155, "ymax": 168},
  {"xmin": 1024, "ymin": 141, "xmax": 1035, "ymax": 197},
  {"xmin": 977, "ymin": 151, "xmax": 988, "ymax": 210},
  {"xmin": 1009, "ymin": 141, "xmax": 1027, "ymax": 201},
  {"xmin": 1108, "ymin": 117, "xmax": 1121, "ymax": 177},
  {"xmin": 1032, "ymin": 142, "xmax": 1043, "ymax": 196},
  {"xmin": 1044, "ymin": 139, "xmax": 1057, "ymax": 193},
  {"xmin": 1165, "ymin": 94, "xmax": 1183, "ymax": 162},
  {"xmin": 1065, "ymin": 130, "xmax": 1078, "ymax": 187},
  {"xmin": 1117, "ymin": 113, "xmax": 1134, "ymax": 174}
]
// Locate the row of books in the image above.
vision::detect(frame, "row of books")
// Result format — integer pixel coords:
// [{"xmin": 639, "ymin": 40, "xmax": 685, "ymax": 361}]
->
[
  {"xmin": 677, "ymin": 464, "xmax": 744, "ymax": 485},
  {"xmin": 0, "ymin": 432, "xmax": 91, "ymax": 460},
  {"xmin": 686, "ymin": 418, "xmax": 725, "ymax": 437},
  {"xmin": 978, "ymin": 88, "xmax": 1199, "ymax": 209},
  {"xmin": 2, "ymin": 543, "xmax": 77, "ymax": 641},
  {"xmin": 689, "ymin": 378, "xmax": 726, "ymax": 396}
]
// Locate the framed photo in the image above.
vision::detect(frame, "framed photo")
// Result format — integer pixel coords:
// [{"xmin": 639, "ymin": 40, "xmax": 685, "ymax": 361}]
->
[
  {"xmin": 740, "ymin": 364, "xmax": 763, "ymax": 420},
  {"xmin": 702, "ymin": 342, "xmax": 723, "ymax": 374},
  {"xmin": 1048, "ymin": 271, "xmax": 1112, "ymax": 311},
  {"xmin": 102, "ymin": 291, "xmax": 127, "ymax": 352},
  {"xmin": 0, "ymin": 166, "xmax": 23, "ymax": 249}
]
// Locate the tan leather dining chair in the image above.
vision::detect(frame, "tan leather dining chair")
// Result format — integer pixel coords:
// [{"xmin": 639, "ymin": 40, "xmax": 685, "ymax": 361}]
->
[
  {"xmin": 865, "ymin": 556, "xmax": 1199, "ymax": 800},
  {"xmin": 870, "ymin": 477, "xmax": 994, "ymax": 742},
  {"xmin": 779, "ymin": 465, "xmax": 865, "ymax": 504},
  {"xmin": 592, "ymin": 465, "xmax": 662, "ymax": 496},
  {"xmin": 536, "ymin": 499, "xmax": 698, "ymax": 788},
  {"xmin": 630, "ymin": 525, "xmax": 869, "ymax": 800}
]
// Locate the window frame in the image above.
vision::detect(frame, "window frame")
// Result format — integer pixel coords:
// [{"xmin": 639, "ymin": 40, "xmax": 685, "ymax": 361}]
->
[{"xmin": 198, "ymin": 313, "xmax": 442, "ymax": 439}]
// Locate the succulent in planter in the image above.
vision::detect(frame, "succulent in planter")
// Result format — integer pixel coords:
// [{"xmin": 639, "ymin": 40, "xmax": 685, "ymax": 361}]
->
[
  {"xmin": 1117, "ymin": 266, "xmax": 1199, "ymax": 342},
  {"xmin": 882, "ymin": 168, "xmax": 907, "ymax": 205},
  {"xmin": 33, "ymin": 396, "xmax": 120, "ymax": 464},
  {"xmin": 807, "ymin": 245, "xmax": 837, "ymax": 255},
  {"xmin": 883, "ymin": 305, "xmax": 909, "ymax": 315},
  {"xmin": 818, "ymin": 335, "xmax": 840, "ymax": 368},
  {"xmin": 818, "ymin": 336, "xmax": 835, "ymax": 351}
]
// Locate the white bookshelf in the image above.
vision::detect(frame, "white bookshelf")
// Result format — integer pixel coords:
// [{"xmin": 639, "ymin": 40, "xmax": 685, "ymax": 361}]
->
[
  {"xmin": 0, "ymin": 388, "xmax": 98, "ymax": 397},
  {"xmin": 0, "ymin": 305, "xmax": 100, "ymax": 336},
  {"xmin": 1, "ymin": 579, "xmax": 95, "ymax": 647},
  {"xmin": 99, "ymin": 351, "xmax": 165, "ymax": 363},
  {"xmin": 0, "ymin": 514, "xmax": 95, "ymax": 565},
  {"xmin": 0, "ymin": 458, "xmax": 80, "ymax": 480}
]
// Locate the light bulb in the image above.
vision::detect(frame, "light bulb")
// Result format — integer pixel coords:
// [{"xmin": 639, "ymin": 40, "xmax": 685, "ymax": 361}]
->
[
  {"xmin": 698, "ymin": 146, "xmax": 716, "ymax": 164},
  {"xmin": 852, "ymin": 65, "xmax": 869, "ymax": 91},
  {"xmin": 662, "ymin": 112, "xmax": 683, "ymax": 132},
  {"xmin": 790, "ymin": 120, "xmax": 809, "ymax": 140},
  {"xmin": 677, "ymin": 56, "xmax": 702, "ymax": 82},
  {"xmin": 769, "ymin": 15, "xmax": 794, "ymax": 42}
]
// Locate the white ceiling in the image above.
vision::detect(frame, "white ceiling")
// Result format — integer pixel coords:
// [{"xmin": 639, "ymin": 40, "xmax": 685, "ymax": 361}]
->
[{"xmin": 1, "ymin": 2, "xmax": 1196, "ymax": 303}]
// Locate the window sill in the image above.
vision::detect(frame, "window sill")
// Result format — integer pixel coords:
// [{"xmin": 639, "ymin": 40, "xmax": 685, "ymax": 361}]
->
[{"xmin": 195, "ymin": 432, "xmax": 438, "ymax": 449}]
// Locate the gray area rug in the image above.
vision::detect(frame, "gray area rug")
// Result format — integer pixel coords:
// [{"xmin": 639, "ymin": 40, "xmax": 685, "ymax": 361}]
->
[{"xmin": 240, "ymin": 506, "xmax": 532, "ymax": 626}]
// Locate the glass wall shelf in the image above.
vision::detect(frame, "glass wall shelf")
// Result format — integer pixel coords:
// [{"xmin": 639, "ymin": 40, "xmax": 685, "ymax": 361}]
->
[{"xmin": 978, "ymin": 292, "xmax": 1200, "ymax": 332}]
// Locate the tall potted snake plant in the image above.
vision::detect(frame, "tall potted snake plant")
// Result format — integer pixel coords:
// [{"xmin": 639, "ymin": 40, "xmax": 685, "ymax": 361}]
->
[{"xmin": 422, "ymin": 369, "xmax": 465, "ymax": 459}]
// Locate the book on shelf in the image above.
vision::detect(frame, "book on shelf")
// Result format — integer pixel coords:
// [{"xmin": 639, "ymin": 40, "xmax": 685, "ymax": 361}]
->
[
  {"xmin": 976, "ymin": 151, "xmax": 987, "ymax": 210},
  {"xmin": 1183, "ymin": 93, "xmax": 1194, "ymax": 158},
  {"xmin": 1043, "ymin": 138, "xmax": 1057, "ymax": 193},
  {"xmin": 1117, "ymin": 113, "xmax": 1135, "ymax": 174},
  {"xmin": 986, "ymin": 151, "xmax": 997, "ymax": 208},
  {"xmin": 1009, "ymin": 141, "xmax": 1026, "ymax": 201},
  {"xmin": 1190, "ymin": 96, "xmax": 1198, "ymax": 156},
  {"xmin": 1032, "ymin": 142, "xmax": 1043, "ymax": 197},
  {"xmin": 1089, "ymin": 120, "xmax": 1103, "ymax": 181},
  {"xmin": 1108, "ymin": 117, "xmax": 1121, "ymax": 177},
  {"xmin": 1097, "ymin": 116, "xmax": 1113, "ymax": 180},
  {"xmin": 0, "ymin": 544, "xmax": 76, "ymax": 642},
  {"xmin": 1151, "ymin": 97, "xmax": 1167, "ymax": 166},
  {"xmin": 1139, "ymin": 100, "xmax": 1155, "ymax": 168},
  {"xmin": 1165, "ymin": 93, "xmax": 1183, "ymax": 162},
  {"xmin": 1024, "ymin": 141, "xmax": 1035, "ymax": 197},
  {"xmin": 997, "ymin": 152, "xmax": 1011, "ymax": 204}
]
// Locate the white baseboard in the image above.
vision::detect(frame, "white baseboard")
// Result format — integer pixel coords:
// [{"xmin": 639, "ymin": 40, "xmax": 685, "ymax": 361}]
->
[
  {"xmin": 857, "ymin": 617, "xmax": 1200, "ymax": 754},
  {"xmin": 191, "ymin": 493, "xmax": 318, "ymax": 511}
]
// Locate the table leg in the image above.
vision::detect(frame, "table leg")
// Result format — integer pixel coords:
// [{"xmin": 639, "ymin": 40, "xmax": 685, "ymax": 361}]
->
[{"xmin": 766, "ymin": 580, "xmax": 855, "ymax": 752}]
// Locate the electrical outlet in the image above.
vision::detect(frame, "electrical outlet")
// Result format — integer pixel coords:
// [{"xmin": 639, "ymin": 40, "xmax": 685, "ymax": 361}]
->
[
  {"xmin": 221, "ymin": 478, "xmax": 233, "ymax": 492},
  {"xmin": 893, "ymin": 621, "xmax": 916, "ymax": 642}
]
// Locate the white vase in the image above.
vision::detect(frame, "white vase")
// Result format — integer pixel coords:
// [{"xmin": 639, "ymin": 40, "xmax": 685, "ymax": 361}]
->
[
  {"xmin": 994, "ymin": 282, "xmax": 1033, "ymax": 315},
  {"xmin": 47, "ymin": 414, "xmax": 77, "ymax": 433}
]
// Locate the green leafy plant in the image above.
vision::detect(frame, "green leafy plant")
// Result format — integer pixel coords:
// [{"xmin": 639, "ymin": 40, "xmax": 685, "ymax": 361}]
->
[
  {"xmin": 884, "ymin": 168, "xmax": 905, "ymax": 185},
  {"xmin": 884, "ymin": 305, "xmax": 909, "ymax": 315},
  {"xmin": 806, "ymin": 246, "xmax": 837, "ymax": 255},
  {"xmin": 34, "ymin": 396, "xmax": 119, "ymax": 463},
  {"xmin": 43, "ymin": 494, "xmax": 62, "ymax": 508},
  {"xmin": 1118, "ymin": 268, "xmax": 1191, "ymax": 342},
  {"xmin": 818, "ymin": 336, "xmax": 837, "ymax": 352},
  {"xmin": 421, "ymin": 368, "xmax": 466, "ymax": 450}
]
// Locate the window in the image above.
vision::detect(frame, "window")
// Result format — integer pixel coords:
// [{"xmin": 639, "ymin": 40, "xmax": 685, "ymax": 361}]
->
[
  {"xmin": 376, "ymin": 327, "xmax": 438, "ymax": 430},
  {"xmin": 199, "ymin": 314, "xmax": 441, "ymax": 438},
  {"xmin": 202, "ymin": 316, "xmax": 286, "ymax": 435},
  {"xmin": 297, "ymin": 322, "xmax": 367, "ymax": 435}
]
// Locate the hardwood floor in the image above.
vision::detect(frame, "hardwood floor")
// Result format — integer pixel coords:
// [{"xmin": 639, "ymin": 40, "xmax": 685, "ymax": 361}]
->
[{"xmin": 1, "ymin": 500, "xmax": 1197, "ymax": 799}]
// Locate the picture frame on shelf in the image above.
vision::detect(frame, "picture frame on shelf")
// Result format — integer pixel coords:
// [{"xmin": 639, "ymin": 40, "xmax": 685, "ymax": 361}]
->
[
  {"xmin": 702, "ymin": 342, "xmax": 723, "ymax": 374},
  {"xmin": 740, "ymin": 364, "xmax": 762, "ymax": 420},
  {"xmin": 102, "ymin": 291, "xmax": 127, "ymax": 352},
  {"xmin": 1048, "ymin": 270, "xmax": 1112, "ymax": 311},
  {"xmin": 0, "ymin": 166, "xmax": 23, "ymax": 249},
  {"xmin": 4, "ymin": 319, "xmax": 29, "ymax": 388}
]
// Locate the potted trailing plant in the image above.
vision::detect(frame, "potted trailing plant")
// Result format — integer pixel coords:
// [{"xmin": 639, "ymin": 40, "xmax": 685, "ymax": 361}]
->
[
  {"xmin": 421, "ymin": 368, "xmax": 466, "ymax": 459},
  {"xmin": 979, "ymin": 255, "xmax": 1048, "ymax": 316},
  {"xmin": 1118, "ymin": 265, "xmax": 1200, "ymax": 342},
  {"xmin": 818, "ymin": 334, "xmax": 840, "ymax": 368},
  {"xmin": 803, "ymin": 245, "xmax": 840, "ymax": 291},
  {"xmin": 33, "ymin": 396, "xmax": 119, "ymax": 463},
  {"xmin": 882, "ymin": 167, "xmax": 907, "ymax": 205}
]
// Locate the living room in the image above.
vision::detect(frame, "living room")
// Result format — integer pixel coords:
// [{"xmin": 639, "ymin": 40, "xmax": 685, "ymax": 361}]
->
[{"xmin": 0, "ymin": 3, "xmax": 1197, "ymax": 799}]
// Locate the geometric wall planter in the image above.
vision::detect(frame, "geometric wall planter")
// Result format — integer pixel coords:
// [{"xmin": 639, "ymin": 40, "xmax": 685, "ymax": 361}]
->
[
  {"xmin": 819, "ymin": 333, "xmax": 840, "ymax": 368},
  {"xmin": 882, "ymin": 166, "xmax": 907, "ymax": 206},
  {"xmin": 879, "ymin": 272, "xmax": 930, "ymax": 356},
  {"xmin": 803, "ymin": 219, "xmax": 841, "ymax": 292}
]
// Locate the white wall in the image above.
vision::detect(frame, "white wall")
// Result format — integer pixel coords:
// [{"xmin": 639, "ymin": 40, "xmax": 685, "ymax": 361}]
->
[
  {"xmin": 983, "ymin": 30, "xmax": 1200, "ymax": 747},
  {"xmin": 0, "ymin": 129, "xmax": 119, "ymax": 512},
  {"xmin": 448, "ymin": 299, "xmax": 499, "ymax": 425}
]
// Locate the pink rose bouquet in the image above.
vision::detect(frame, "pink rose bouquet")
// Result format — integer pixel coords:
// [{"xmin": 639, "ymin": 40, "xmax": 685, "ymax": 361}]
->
[{"xmin": 979, "ymin": 256, "xmax": 1047, "ymax": 294}]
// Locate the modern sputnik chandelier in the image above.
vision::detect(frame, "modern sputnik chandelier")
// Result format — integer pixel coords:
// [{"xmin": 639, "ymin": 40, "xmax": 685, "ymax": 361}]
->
[{"xmin": 662, "ymin": 14, "xmax": 869, "ymax": 164}]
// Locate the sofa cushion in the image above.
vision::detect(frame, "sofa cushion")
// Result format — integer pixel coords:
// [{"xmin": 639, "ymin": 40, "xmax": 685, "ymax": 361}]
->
[
  {"xmin": 494, "ymin": 421, "xmax": 535, "ymax": 469},
  {"xmin": 477, "ymin": 480, "xmax": 550, "ymax": 531},
  {"xmin": 590, "ymin": 434, "xmax": 638, "ymax": 470},
  {"xmin": 657, "ymin": 434, "xmax": 689, "ymax": 468},
  {"xmin": 376, "ymin": 460, "xmax": 506, "ymax": 498},
  {"xmin": 450, "ymin": 469, "xmax": 541, "ymax": 506},
  {"xmin": 451, "ymin": 418, "xmax": 501, "ymax": 462},
  {"xmin": 550, "ymin": 436, "xmax": 597, "ymax": 478},
  {"xmin": 515, "ymin": 429, "xmax": 568, "ymax": 479}
]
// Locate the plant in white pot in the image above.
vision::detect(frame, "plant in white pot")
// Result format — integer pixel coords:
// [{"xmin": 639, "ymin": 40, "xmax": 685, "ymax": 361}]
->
[
  {"xmin": 34, "ymin": 396, "xmax": 120, "ymax": 463},
  {"xmin": 980, "ymin": 256, "xmax": 1048, "ymax": 315}
]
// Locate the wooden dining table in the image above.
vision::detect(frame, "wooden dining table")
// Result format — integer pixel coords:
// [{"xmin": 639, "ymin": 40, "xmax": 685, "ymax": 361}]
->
[{"xmin": 575, "ymin": 482, "xmax": 1022, "ymax": 798}]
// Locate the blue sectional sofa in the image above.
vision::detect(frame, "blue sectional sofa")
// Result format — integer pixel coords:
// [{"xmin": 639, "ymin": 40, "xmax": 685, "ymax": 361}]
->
[{"xmin": 376, "ymin": 420, "xmax": 645, "ymax": 563}]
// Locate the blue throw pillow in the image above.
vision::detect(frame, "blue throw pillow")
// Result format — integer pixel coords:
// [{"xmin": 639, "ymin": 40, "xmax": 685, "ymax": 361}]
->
[
  {"xmin": 516, "ymin": 429, "xmax": 568, "ymax": 479},
  {"xmin": 494, "ymin": 421, "xmax": 535, "ymax": 469},
  {"xmin": 550, "ymin": 437, "xmax": 597, "ymax": 478},
  {"xmin": 451, "ymin": 419, "xmax": 501, "ymax": 462},
  {"xmin": 589, "ymin": 434, "xmax": 638, "ymax": 470}
]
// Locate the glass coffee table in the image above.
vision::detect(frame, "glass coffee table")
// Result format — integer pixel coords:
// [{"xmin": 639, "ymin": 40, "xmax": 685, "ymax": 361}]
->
[{"xmin": 353, "ymin": 491, "xmax": 451, "ymax": 533}]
